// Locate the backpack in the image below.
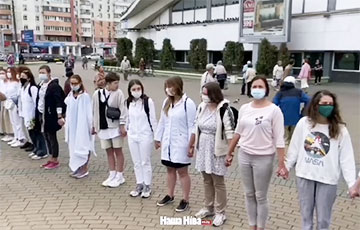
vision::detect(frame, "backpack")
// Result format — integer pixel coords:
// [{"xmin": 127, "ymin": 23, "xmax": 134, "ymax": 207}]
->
[
  {"xmin": 28, "ymin": 84, "xmax": 39, "ymax": 98},
  {"xmin": 219, "ymin": 103, "xmax": 238, "ymax": 140},
  {"xmin": 127, "ymin": 96, "xmax": 153, "ymax": 132}
]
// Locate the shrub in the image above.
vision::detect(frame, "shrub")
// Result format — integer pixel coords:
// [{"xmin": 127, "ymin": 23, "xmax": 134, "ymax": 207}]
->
[{"xmin": 160, "ymin": 39, "xmax": 175, "ymax": 70}]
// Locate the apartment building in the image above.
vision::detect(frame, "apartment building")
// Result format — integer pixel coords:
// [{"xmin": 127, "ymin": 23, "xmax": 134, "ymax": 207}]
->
[{"xmin": 0, "ymin": 0, "xmax": 133, "ymax": 56}]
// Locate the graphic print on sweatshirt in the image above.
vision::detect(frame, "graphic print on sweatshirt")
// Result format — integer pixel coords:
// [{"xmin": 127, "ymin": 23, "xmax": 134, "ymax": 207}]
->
[
  {"xmin": 255, "ymin": 116, "xmax": 263, "ymax": 125},
  {"xmin": 304, "ymin": 132, "xmax": 330, "ymax": 158}
]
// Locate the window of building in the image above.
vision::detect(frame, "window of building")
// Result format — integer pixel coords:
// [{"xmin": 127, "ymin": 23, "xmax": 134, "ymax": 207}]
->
[
  {"xmin": 183, "ymin": 0, "xmax": 195, "ymax": 10},
  {"xmin": 24, "ymin": 25, "xmax": 28, "ymax": 30},
  {"xmin": 108, "ymin": 14, "xmax": 110, "ymax": 19},
  {"xmin": 290, "ymin": 53, "xmax": 303, "ymax": 68},
  {"xmin": 99, "ymin": 13, "xmax": 103, "ymax": 18},
  {"xmin": 175, "ymin": 51, "xmax": 188, "ymax": 63},
  {"xmin": 333, "ymin": 52, "xmax": 360, "ymax": 71},
  {"xmin": 36, "ymin": 16, "xmax": 40, "ymax": 21},
  {"xmin": 173, "ymin": 0, "xmax": 183, "ymax": 12},
  {"xmin": 23, "ymin": 4, "xmax": 27, "ymax": 11},
  {"xmin": 212, "ymin": 0, "xmax": 226, "ymax": 7},
  {"xmin": 100, "ymin": 38, "xmax": 104, "ymax": 42},
  {"xmin": 195, "ymin": 0, "xmax": 207, "ymax": 9},
  {"xmin": 35, "ymin": 6, "xmax": 40, "ymax": 12},
  {"xmin": 23, "ymin": 15, "xmax": 28, "ymax": 20},
  {"xmin": 36, "ymin": 26, "xmax": 40, "ymax": 31},
  {"xmin": 226, "ymin": 0, "xmax": 239, "ymax": 5},
  {"xmin": 304, "ymin": 52, "xmax": 324, "ymax": 67}
]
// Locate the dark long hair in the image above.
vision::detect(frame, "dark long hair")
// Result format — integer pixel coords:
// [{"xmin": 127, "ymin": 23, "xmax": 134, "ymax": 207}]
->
[
  {"xmin": 202, "ymin": 82, "xmax": 223, "ymax": 105},
  {"xmin": 19, "ymin": 67, "xmax": 36, "ymax": 87},
  {"xmin": 163, "ymin": 76, "xmax": 183, "ymax": 116},
  {"xmin": 126, "ymin": 79, "xmax": 148, "ymax": 108},
  {"xmin": 306, "ymin": 90, "xmax": 344, "ymax": 138}
]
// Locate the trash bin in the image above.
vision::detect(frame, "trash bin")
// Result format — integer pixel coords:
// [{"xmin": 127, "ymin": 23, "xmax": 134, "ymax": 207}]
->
[{"xmin": 230, "ymin": 75, "xmax": 237, "ymax": 84}]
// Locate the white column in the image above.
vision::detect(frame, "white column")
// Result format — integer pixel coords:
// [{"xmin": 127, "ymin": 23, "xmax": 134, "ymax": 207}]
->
[
  {"xmin": 252, "ymin": 44, "xmax": 260, "ymax": 69},
  {"xmin": 78, "ymin": 46, "xmax": 82, "ymax": 56},
  {"xmin": 48, "ymin": 46, "xmax": 52, "ymax": 54},
  {"xmin": 72, "ymin": 46, "xmax": 76, "ymax": 55},
  {"xmin": 66, "ymin": 46, "xmax": 69, "ymax": 55},
  {"xmin": 60, "ymin": 46, "xmax": 64, "ymax": 55}
]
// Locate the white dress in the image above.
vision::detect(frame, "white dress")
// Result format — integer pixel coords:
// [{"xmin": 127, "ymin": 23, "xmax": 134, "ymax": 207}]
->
[{"xmin": 195, "ymin": 107, "xmax": 227, "ymax": 176}]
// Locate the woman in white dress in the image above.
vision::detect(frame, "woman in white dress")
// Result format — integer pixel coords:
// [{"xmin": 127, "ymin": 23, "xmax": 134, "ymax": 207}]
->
[
  {"xmin": 0, "ymin": 67, "xmax": 13, "ymax": 141},
  {"xmin": 65, "ymin": 75, "xmax": 94, "ymax": 179}
]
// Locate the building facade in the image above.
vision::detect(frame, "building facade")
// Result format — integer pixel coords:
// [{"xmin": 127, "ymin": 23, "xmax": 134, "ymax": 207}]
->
[
  {"xmin": 0, "ymin": 0, "xmax": 133, "ymax": 57},
  {"xmin": 120, "ymin": 0, "xmax": 360, "ymax": 83}
]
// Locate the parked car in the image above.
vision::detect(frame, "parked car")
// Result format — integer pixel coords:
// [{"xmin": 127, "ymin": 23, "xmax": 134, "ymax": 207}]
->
[
  {"xmin": 41, "ymin": 54, "xmax": 66, "ymax": 63},
  {"xmin": 0, "ymin": 53, "xmax": 6, "ymax": 62},
  {"xmin": 85, "ymin": 53, "xmax": 101, "ymax": 60}
]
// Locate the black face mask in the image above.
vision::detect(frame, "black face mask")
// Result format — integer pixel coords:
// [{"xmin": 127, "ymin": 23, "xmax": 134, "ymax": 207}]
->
[{"xmin": 20, "ymin": 78, "xmax": 28, "ymax": 86}]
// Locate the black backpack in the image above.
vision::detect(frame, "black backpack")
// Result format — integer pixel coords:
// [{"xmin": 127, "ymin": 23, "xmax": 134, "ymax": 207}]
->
[
  {"xmin": 219, "ymin": 103, "xmax": 238, "ymax": 139},
  {"xmin": 127, "ymin": 96, "xmax": 153, "ymax": 132}
]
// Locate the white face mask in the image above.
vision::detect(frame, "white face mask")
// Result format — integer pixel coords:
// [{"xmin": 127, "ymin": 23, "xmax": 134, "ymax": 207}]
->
[
  {"xmin": 6, "ymin": 73, "xmax": 12, "ymax": 79},
  {"xmin": 131, "ymin": 90, "xmax": 142, "ymax": 99},
  {"xmin": 71, "ymin": 85, "xmax": 80, "ymax": 92},
  {"xmin": 165, "ymin": 88, "xmax": 175, "ymax": 97},
  {"xmin": 0, "ymin": 74, "xmax": 6, "ymax": 80},
  {"xmin": 201, "ymin": 94, "xmax": 211, "ymax": 103},
  {"xmin": 39, "ymin": 74, "xmax": 48, "ymax": 81}
]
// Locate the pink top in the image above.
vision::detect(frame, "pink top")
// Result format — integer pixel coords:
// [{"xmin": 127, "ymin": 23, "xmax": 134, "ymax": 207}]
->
[
  {"xmin": 235, "ymin": 102, "xmax": 285, "ymax": 155},
  {"xmin": 298, "ymin": 62, "xmax": 311, "ymax": 79}
]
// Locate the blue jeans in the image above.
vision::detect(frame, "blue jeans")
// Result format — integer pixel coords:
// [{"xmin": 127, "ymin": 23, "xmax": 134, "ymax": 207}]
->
[{"xmin": 29, "ymin": 129, "xmax": 48, "ymax": 157}]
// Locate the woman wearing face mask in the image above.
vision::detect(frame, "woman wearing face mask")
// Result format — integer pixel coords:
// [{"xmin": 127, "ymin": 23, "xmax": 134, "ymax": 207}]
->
[
  {"xmin": 154, "ymin": 76, "xmax": 196, "ymax": 212},
  {"xmin": 284, "ymin": 90, "xmax": 356, "ymax": 230},
  {"xmin": 126, "ymin": 79, "xmax": 157, "ymax": 198},
  {"xmin": 65, "ymin": 75, "xmax": 94, "ymax": 179},
  {"xmin": 4, "ymin": 67, "xmax": 27, "ymax": 148},
  {"xmin": 0, "ymin": 68, "xmax": 13, "ymax": 142},
  {"xmin": 19, "ymin": 68, "xmax": 48, "ymax": 160},
  {"xmin": 226, "ymin": 76, "xmax": 286, "ymax": 230},
  {"xmin": 188, "ymin": 82, "xmax": 234, "ymax": 227}
]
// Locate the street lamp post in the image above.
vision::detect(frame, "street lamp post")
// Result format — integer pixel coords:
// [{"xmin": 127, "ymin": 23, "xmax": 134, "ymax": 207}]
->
[
  {"xmin": 0, "ymin": 28, "xmax": 5, "ymax": 54},
  {"xmin": 11, "ymin": 0, "xmax": 19, "ymax": 61}
]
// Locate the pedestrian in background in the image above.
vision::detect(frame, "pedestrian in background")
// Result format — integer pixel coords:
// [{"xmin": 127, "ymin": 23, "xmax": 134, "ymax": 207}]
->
[
  {"xmin": 200, "ymin": 64, "xmax": 216, "ymax": 94},
  {"xmin": 244, "ymin": 63, "xmax": 256, "ymax": 97},
  {"xmin": 314, "ymin": 59, "xmax": 323, "ymax": 85},
  {"xmin": 42, "ymin": 65, "xmax": 66, "ymax": 170},
  {"xmin": 92, "ymin": 72, "xmax": 127, "ymax": 188},
  {"xmin": 7, "ymin": 53, "xmax": 15, "ymax": 67},
  {"xmin": 126, "ymin": 79, "xmax": 157, "ymax": 198},
  {"xmin": 226, "ymin": 76, "xmax": 286, "ymax": 230},
  {"xmin": 94, "ymin": 66, "xmax": 106, "ymax": 90},
  {"xmin": 272, "ymin": 60, "xmax": 284, "ymax": 89},
  {"xmin": 284, "ymin": 90, "xmax": 357, "ymax": 230},
  {"xmin": 189, "ymin": 82, "xmax": 235, "ymax": 227},
  {"xmin": 120, "ymin": 56, "xmax": 131, "ymax": 81},
  {"xmin": 283, "ymin": 59, "xmax": 295, "ymax": 81},
  {"xmin": 99, "ymin": 56, "xmax": 105, "ymax": 67},
  {"xmin": 154, "ymin": 76, "xmax": 196, "ymax": 212},
  {"xmin": 299, "ymin": 58, "xmax": 311, "ymax": 91},
  {"xmin": 65, "ymin": 75, "xmax": 94, "ymax": 179},
  {"xmin": 139, "ymin": 58, "xmax": 146, "ymax": 77},
  {"xmin": 215, "ymin": 60, "xmax": 227, "ymax": 91},
  {"xmin": 273, "ymin": 76, "xmax": 310, "ymax": 145},
  {"xmin": 82, "ymin": 56, "xmax": 88, "ymax": 70}
]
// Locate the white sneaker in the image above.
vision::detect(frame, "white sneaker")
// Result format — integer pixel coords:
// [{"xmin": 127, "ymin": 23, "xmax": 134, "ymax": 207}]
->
[
  {"xmin": 195, "ymin": 208, "xmax": 215, "ymax": 219},
  {"xmin": 2, "ymin": 135, "xmax": 13, "ymax": 142},
  {"xmin": 129, "ymin": 184, "xmax": 144, "ymax": 197},
  {"xmin": 102, "ymin": 174, "xmax": 115, "ymax": 187},
  {"xmin": 28, "ymin": 152, "xmax": 36, "ymax": 158},
  {"xmin": 140, "ymin": 185, "xmax": 151, "ymax": 198},
  {"xmin": 212, "ymin": 213, "xmax": 226, "ymax": 227},
  {"xmin": 8, "ymin": 139, "xmax": 17, "ymax": 145},
  {"xmin": 107, "ymin": 175, "xmax": 125, "ymax": 188},
  {"xmin": 11, "ymin": 140, "xmax": 25, "ymax": 148},
  {"xmin": 32, "ymin": 154, "xmax": 48, "ymax": 160}
]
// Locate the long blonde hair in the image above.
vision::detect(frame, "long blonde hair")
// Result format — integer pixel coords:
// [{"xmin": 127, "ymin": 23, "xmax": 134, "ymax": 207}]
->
[{"xmin": 163, "ymin": 76, "xmax": 183, "ymax": 116}]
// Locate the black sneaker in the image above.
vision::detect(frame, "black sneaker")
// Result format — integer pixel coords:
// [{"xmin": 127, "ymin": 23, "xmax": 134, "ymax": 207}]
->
[
  {"xmin": 156, "ymin": 195, "xmax": 174, "ymax": 207},
  {"xmin": 20, "ymin": 142, "xmax": 32, "ymax": 149},
  {"xmin": 175, "ymin": 199, "xmax": 189, "ymax": 212}
]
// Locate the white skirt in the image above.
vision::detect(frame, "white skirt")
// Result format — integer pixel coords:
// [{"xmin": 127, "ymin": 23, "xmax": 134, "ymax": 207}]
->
[{"xmin": 301, "ymin": 78, "xmax": 309, "ymax": 89}]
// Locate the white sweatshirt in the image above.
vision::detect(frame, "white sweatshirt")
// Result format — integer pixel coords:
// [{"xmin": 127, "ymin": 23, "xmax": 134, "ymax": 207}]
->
[{"xmin": 286, "ymin": 117, "xmax": 356, "ymax": 188}]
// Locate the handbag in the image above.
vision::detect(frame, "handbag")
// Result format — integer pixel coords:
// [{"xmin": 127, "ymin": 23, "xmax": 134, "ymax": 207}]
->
[{"xmin": 103, "ymin": 90, "xmax": 121, "ymax": 121}]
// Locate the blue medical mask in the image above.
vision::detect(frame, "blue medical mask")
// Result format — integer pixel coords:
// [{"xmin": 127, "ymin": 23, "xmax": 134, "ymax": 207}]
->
[{"xmin": 251, "ymin": 88, "xmax": 266, "ymax": 100}]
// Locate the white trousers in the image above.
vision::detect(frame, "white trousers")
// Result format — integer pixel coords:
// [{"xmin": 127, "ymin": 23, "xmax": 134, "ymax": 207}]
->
[
  {"xmin": 8, "ymin": 106, "xmax": 26, "ymax": 141},
  {"xmin": 128, "ymin": 137, "xmax": 153, "ymax": 186}
]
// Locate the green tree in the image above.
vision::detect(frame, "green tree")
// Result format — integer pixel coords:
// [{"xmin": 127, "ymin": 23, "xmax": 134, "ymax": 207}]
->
[
  {"xmin": 116, "ymin": 38, "xmax": 133, "ymax": 65},
  {"xmin": 278, "ymin": 43, "xmax": 290, "ymax": 66},
  {"xmin": 188, "ymin": 38, "xmax": 207, "ymax": 70},
  {"xmin": 256, "ymin": 38, "xmax": 278, "ymax": 76},
  {"xmin": 134, "ymin": 37, "xmax": 156, "ymax": 67},
  {"xmin": 223, "ymin": 41, "xmax": 244, "ymax": 73},
  {"xmin": 160, "ymin": 38, "xmax": 175, "ymax": 70}
]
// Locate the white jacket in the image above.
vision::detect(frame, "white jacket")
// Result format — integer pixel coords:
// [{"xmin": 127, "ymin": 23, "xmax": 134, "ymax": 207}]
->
[
  {"xmin": 20, "ymin": 84, "xmax": 38, "ymax": 128},
  {"xmin": 273, "ymin": 64, "xmax": 284, "ymax": 80},
  {"xmin": 286, "ymin": 117, "xmax": 356, "ymax": 188},
  {"xmin": 154, "ymin": 94, "xmax": 196, "ymax": 164},
  {"xmin": 200, "ymin": 72, "xmax": 216, "ymax": 93},
  {"xmin": 193, "ymin": 100, "xmax": 234, "ymax": 156}
]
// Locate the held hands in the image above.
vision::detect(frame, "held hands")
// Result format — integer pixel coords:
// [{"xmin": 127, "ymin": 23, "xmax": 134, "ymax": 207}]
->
[
  {"xmin": 119, "ymin": 126, "xmax": 127, "ymax": 137},
  {"xmin": 188, "ymin": 146, "xmax": 194, "ymax": 158},
  {"xmin": 225, "ymin": 153, "xmax": 233, "ymax": 167},
  {"xmin": 154, "ymin": 141, "xmax": 161, "ymax": 150},
  {"xmin": 276, "ymin": 164, "xmax": 289, "ymax": 180},
  {"xmin": 57, "ymin": 118, "xmax": 65, "ymax": 127},
  {"xmin": 349, "ymin": 179, "xmax": 360, "ymax": 199},
  {"xmin": 91, "ymin": 127, "xmax": 97, "ymax": 135}
]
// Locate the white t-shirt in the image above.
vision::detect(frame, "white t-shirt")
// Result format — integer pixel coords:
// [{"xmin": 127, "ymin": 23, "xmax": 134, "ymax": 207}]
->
[
  {"xmin": 235, "ymin": 102, "xmax": 285, "ymax": 155},
  {"xmin": 286, "ymin": 117, "xmax": 356, "ymax": 188}
]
